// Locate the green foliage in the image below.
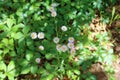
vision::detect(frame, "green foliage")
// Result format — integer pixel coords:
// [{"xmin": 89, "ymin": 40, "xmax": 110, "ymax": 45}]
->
[
  {"xmin": 109, "ymin": 7, "xmax": 120, "ymax": 26},
  {"xmin": 0, "ymin": 0, "xmax": 116, "ymax": 80}
]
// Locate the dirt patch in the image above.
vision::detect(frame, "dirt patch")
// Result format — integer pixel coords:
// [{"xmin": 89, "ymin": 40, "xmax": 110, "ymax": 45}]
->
[
  {"xmin": 89, "ymin": 63, "xmax": 108, "ymax": 80},
  {"xmin": 113, "ymin": 59, "xmax": 120, "ymax": 80}
]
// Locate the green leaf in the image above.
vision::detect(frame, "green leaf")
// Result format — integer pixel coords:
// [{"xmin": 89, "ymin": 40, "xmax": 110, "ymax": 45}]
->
[
  {"xmin": 11, "ymin": 26, "xmax": 19, "ymax": 32},
  {"xmin": 15, "ymin": 23, "xmax": 25, "ymax": 28},
  {"xmin": 7, "ymin": 69, "xmax": 16, "ymax": 80},
  {"xmin": 3, "ymin": 48, "xmax": 9, "ymax": 54},
  {"xmin": 44, "ymin": 63, "xmax": 52, "ymax": 70},
  {"xmin": 25, "ymin": 50, "xmax": 33, "ymax": 61},
  {"xmin": 2, "ymin": 38, "xmax": 8, "ymax": 45},
  {"xmin": 11, "ymin": 23, "xmax": 25, "ymax": 32},
  {"xmin": 112, "ymin": 7, "xmax": 115, "ymax": 19},
  {"xmin": 11, "ymin": 32, "xmax": 24, "ymax": 39},
  {"xmin": 9, "ymin": 51, "xmax": 16, "ymax": 57},
  {"xmin": 22, "ymin": 26, "xmax": 30, "ymax": 34},
  {"xmin": 7, "ymin": 75, "xmax": 14, "ymax": 80},
  {"xmin": 41, "ymin": 74, "xmax": 54, "ymax": 80},
  {"xmin": 19, "ymin": 59, "xmax": 29, "ymax": 66},
  {"xmin": 67, "ymin": 70, "xmax": 73, "ymax": 77},
  {"xmin": 30, "ymin": 65, "xmax": 38, "ymax": 74},
  {"xmin": 26, "ymin": 39, "xmax": 34, "ymax": 50},
  {"xmin": 45, "ymin": 53, "xmax": 54, "ymax": 60},
  {"xmin": 46, "ymin": 74, "xmax": 54, "ymax": 80},
  {"xmin": 0, "ymin": 72, "xmax": 6, "ymax": 79},
  {"xmin": 0, "ymin": 31, "xmax": 8, "ymax": 39},
  {"xmin": 7, "ymin": 19, "xmax": 14, "ymax": 28},
  {"xmin": 114, "ymin": 14, "xmax": 120, "ymax": 21},
  {"xmin": 8, "ymin": 39, "xmax": 14, "ymax": 46},
  {"xmin": 10, "ymin": 32, "xmax": 16, "ymax": 39},
  {"xmin": 73, "ymin": 69, "xmax": 80, "ymax": 75},
  {"xmin": 16, "ymin": 32, "xmax": 24, "ymax": 39},
  {"xmin": 38, "ymin": 67, "xmax": 46, "ymax": 74},
  {"xmin": 0, "ymin": 50, "xmax": 3, "ymax": 55},
  {"xmin": 7, "ymin": 61, "xmax": 15, "ymax": 72},
  {"xmin": 21, "ymin": 65, "xmax": 30, "ymax": 74},
  {"xmin": 0, "ymin": 61, "xmax": 6, "ymax": 71}
]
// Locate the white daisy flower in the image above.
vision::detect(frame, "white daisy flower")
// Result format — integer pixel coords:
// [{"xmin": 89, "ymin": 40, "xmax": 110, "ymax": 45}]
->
[
  {"xmin": 38, "ymin": 32, "xmax": 44, "ymax": 39},
  {"xmin": 51, "ymin": 11, "xmax": 57, "ymax": 17},
  {"xmin": 30, "ymin": 32, "xmax": 37, "ymax": 39},
  {"xmin": 39, "ymin": 45, "xmax": 44, "ymax": 51},
  {"xmin": 68, "ymin": 37, "xmax": 74, "ymax": 42},
  {"xmin": 56, "ymin": 44, "xmax": 61, "ymax": 51},
  {"xmin": 70, "ymin": 48, "xmax": 76, "ymax": 55},
  {"xmin": 61, "ymin": 45, "xmax": 68, "ymax": 52},
  {"xmin": 48, "ymin": 6, "xmax": 55, "ymax": 12},
  {"xmin": 61, "ymin": 26, "xmax": 67, "ymax": 32},
  {"xmin": 67, "ymin": 42, "xmax": 74, "ymax": 49},
  {"xmin": 51, "ymin": 3, "xmax": 59, "ymax": 7},
  {"xmin": 53, "ymin": 37, "xmax": 60, "ymax": 44},
  {"xmin": 35, "ymin": 58, "xmax": 41, "ymax": 63}
]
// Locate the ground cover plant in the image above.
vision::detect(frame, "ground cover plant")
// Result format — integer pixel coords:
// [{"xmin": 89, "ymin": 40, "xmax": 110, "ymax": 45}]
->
[{"xmin": 0, "ymin": 0, "xmax": 118, "ymax": 80}]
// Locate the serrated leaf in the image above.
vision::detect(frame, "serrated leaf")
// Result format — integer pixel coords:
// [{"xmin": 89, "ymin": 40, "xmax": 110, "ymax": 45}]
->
[
  {"xmin": 7, "ymin": 61, "xmax": 15, "ymax": 72},
  {"xmin": 8, "ymin": 39, "xmax": 14, "ymax": 45},
  {"xmin": 15, "ymin": 23, "xmax": 25, "ymax": 28},
  {"xmin": 22, "ymin": 26, "xmax": 30, "ymax": 34},
  {"xmin": 0, "ymin": 61, "xmax": 6, "ymax": 71},
  {"xmin": 7, "ymin": 69, "xmax": 16, "ymax": 80},
  {"xmin": 2, "ymin": 38, "xmax": 8, "ymax": 44},
  {"xmin": 0, "ymin": 31, "xmax": 8, "ymax": 39},
  {"xmin": 12, "ymin": 32, "xmax": 24, "ymax": 39},
  {"xmin": 7, "ymin": 19, "xmax": 14, "ymax": 28},
  {"xmin": 0, "ymin": 72, "xmax": 6, "ymax": 79},
  {"xmin": 16, "ymin": 32, "xmax": 24, "ymax": 39},
  {"xmin": 4, "ymin": 48, "xmax": 9, "ymax": 54},
  {"xmin": 8, "ymin": 75, "xmax": 14, "ymax": 80},
  {"xmin": 10, "ymin": 23, "xmax": 24, "ymax": 33}
]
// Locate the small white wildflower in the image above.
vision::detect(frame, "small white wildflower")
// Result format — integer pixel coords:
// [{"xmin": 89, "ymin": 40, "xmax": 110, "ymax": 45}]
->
[
  {"xmin": 39, "ymin": 45, "xmax": 44, "ymax": 51},
  {"xmin": 56, "ymin": 44, "xmax": 61, "ymax": 51},
  {"xmin": 53, "ymin": 37, "xmax": 60, "ymax": 44},
  {"xmin": 51, "ymin": 3, "xmax": 59, "ymax": 7},
  {"xmin": 30, "ymin": 32, "xmax": 37, "ymax": 39},
  {"xmin": 67, "ymin": 42, "xmax": 74, "ymax": 49},
  {"xmin": 38, "ymin": 32, "xmax": 44, "ymax": 39},
  {"xmin": 70, "ymin": 48, "xmax": 76, "ymax": 55},
  {"xmin": 61, "ymin": 45, "xmax": 68, "ymax": 52},
  {"xmin": 51, "ymin": 11, "xmax": 57, "ymax": 17},
  {"xmin": 48, "ymin": 7, "xmax": 55, "ymax": 12},
  {"xmin": 68, "ymin": 37, "xmax": 74, "ymax": 42},
  {"xmin": 61, "ymin": 26, "xmax": 67, "ymax": 32},
  {"xmin": 35, "ymin": 58, "xmax": 41, "ymax": 63}
]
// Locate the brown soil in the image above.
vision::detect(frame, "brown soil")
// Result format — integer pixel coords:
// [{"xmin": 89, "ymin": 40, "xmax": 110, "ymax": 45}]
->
[{"xmin": 89, "ymin": 63, "xmax": 108, "ymax": 80}]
